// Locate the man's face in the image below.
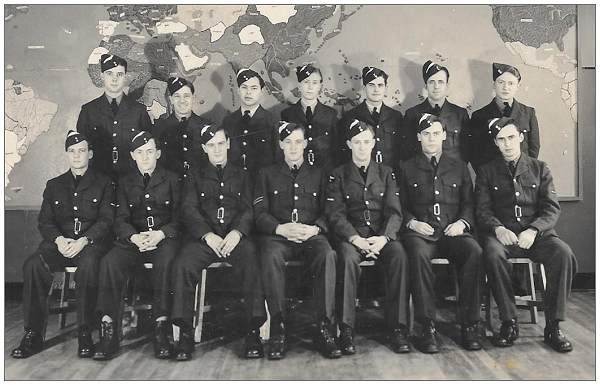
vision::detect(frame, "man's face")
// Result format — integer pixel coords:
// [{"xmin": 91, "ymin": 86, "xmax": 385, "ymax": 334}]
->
[
  {"xmin": 425, "ymin": 70, "xmax": 448, "ymax": 104},
  {"xmin": 299, "ymin": 72, "xmax": 322, "ymax": 102},
  {"xmin": 417, "ymin": 122, "xmax": 446, "ymax": 155},
  {"xmin": 364, "ymin": 76, "xmax": 387, "ymax": 104},
  {"xmin": 131, "ymin": 138, "xmax": 160, "ymax": 173},
  {"xmin": 238, "ymin": 77, "xmax": 263, "ymax": 109},
  {"xmin": 494, "ymin": 72, "xmax": 520, "ymax": 102},
  {"xmin": 494, "ymin": 124, "xmax": 523, "ymax": 160},
  {"xmin": 279, "ymin": 128, "xmax": 307, "ymax": 163},
  {"xmin": 347, "ymin": 129, "xmax": 375, "ymax": 163},
  {"xmin": 101, "ymin": 65, "xmax": 127, "ymax": 95},
  {"xmin": 169, "ymin": 85, "xmax": 193, "ymax": 117},
  {"xmin": 66, "ymin": 140, "xmax": 92, "ymax": 170},
  {"xmin": 202, "ymin": 130, "xmax": 229, "ymax": 165}
]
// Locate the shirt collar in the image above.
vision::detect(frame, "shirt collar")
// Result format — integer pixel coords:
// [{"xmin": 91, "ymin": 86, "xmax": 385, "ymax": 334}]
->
[
  {"xmin": 241, "ymin": 104, "xmax": 260, "ymax": 118},
  {"xmin": 426, "ymin": 98, "xmax": 446, "ymax": 109},
  {"xmin": 105, "ymin": 93, "xmax": 123, "ymax": 105},
  {"xmin": 301, "ymin": 99, "xmax": 318, "ymax": 112},
  {"xmin": 425, "ymin": 152, "xmax": 442, "ymax": 163},
  {"xmin": 365, "ymin": 100, "xmax": 383, "ymax": 112}
]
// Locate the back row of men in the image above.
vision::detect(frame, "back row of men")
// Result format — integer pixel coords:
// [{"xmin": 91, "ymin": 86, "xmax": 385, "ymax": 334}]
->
[{"xmin": 11, "ymin": 54, "xmax": 575, "ymax": 362}]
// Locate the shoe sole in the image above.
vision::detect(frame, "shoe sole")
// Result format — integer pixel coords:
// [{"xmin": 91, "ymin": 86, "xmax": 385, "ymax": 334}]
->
[{"xmin": 544, "ymin": 339, "xmax": 573, "ymax": 353}]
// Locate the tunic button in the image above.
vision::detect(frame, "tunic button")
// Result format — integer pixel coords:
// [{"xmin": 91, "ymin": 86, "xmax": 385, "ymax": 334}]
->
[
  {"xmin": 294, "ymin": 183, "xmax": 299, "ymax": 188},
  {"xmin": 308, "ymin": 124, "xmax": 312, "ymax": 129},
  {"xmin": 145, "ymin": 194, "xmax": 150, "ymax": 198},
  {"xmin": 294, "ymin": 196, "xmax": 298, "ymax": 200},
  {"xmin": 454, "ymin": 130, "xmax": 458, "ymax": 133},
  {"xmin": 219, "ymin": 219, "xmax": 224, "ymax": 224},
  {"xmin": 93, "ymin": 198, "xmax": 97, "ymax": 203},
  {"xmin": 452, "ymin": 183, "xmax": 456, "ymax": 187},
  {"xmin": 436, "ymin": 216, "xmax": 441, "ymax": 221},
  {"xmin": 73, "ymin": 192, "xmax": 77, "ymax": 196},
  {"xmin": 131, "ymin": 128, "xmax": 135, "ymax": 131},
  {"xmin": 366, "ymin": 221, "xmax": 371, "ymax": 226},
  {"xmin": 494, "ymin": 186, "xmax": 498, "ymax": 190},
  {"xmin": 220, "ymin": 182, "xmax": 224, "ymax": 187},
  {"xmin": 55, "ymin": 201, "xmax": 59, "ymax": 205},
  {"xmin": 219, "ymin": 195, "xmax": 224, "ymax": 200},
  {"xmin": 113, "ymin": 121, "xmax": 118, "ymax": 124},
  {"xmin": 376, "ymin": 125, "xmax": 380, "ymax": 129},
  {"xmin": 516, "ymin": 218, "xmax": 521, "ymax": 222},
  {"xmin": 243, "ymin": 141, "xmax": 247, "ymax": 146},
  {"xmin": 112, "ymin": 133, "xmax": 117, "ymax": 137},
  {"xmin": 364, "ymin": 187, "xmax": 368, "ymax": 191},
  {"xmin": 183, "ymin": 174, "xmax": 187, "ymax": 178},
  {"xmin": 182, "ymin": 134, "xmax": 187, "ymax": 139},
  {"xmin": 513, "ymin": 179, "xmax": 517, "ymax": 183},
  {"xmin": 413, "ymin": 183, "xmax": 418, "ymax": 187},
  {"xmin": 434, "ymin": 176, "xmax": 438, "ymax": 180},
  {"xmin": 183, "ymin": 147, "xmax": 188, "ymax": 151},
  {"xmin": 146, "ymin": 206, "xmax": 151, "ymax": 210},
  {"xmin": 308, "ymin": 137, "xmax": 313, "ymax": 141},
  {"xmin": 532, "ymin": 184, "xmax": 536, "ymax": 188},
  {"xmin": 435, "ymin": 190, "xmax": 440, "ymax": 195},
  {"xmin": 243, "ymin": 130, "xmax": 248, "ymax": 134},
  {"xmin": 73, "ymin": 206, "xmax": 78, "ymax": 210},
  {"xmin": 376, "ymin": 137, "xmax": 380, "ymax": 142},
  {"xmin": 515, "ymin": 192, "xmax": 520, "ymax": 196},
  {"xmin": 113, "ymin": 146, "xmax": 117, "ymax": 150},
  {"xmin": 365, "ymin": 201, "xmax": 369, "ymax": 205}
]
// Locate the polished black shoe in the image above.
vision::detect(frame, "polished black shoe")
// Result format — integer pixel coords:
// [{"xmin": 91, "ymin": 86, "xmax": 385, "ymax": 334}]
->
[
  {"xmin": 174, "ymin": 330, "xmax": 194, "ymax": 361},
  {"xmin": 314, "ymin": 320, "xmax": 342, "ymax": 359},
  {"xmin": 390, "ymin": 325, "xmax": 411, "ymax": 353},
  {"xmin": 93, "ymin": 321, "xmax": 119, "ymax": 360},
  {"xmin": 78, "ymin": 326, "xmax": 94, "ymax": 358},
  {"xmin": 244, "ymin": 329, "xmax": 264, "ymax": 359},
  {"xmin": 338, "ymin": 324, "xmax": 356, "ymax": 355},
  {"xmin": 11, "ymin": 329, "xmax": 43, "ymax": 359},
  {"xmin": 492, "ymin": 318, "xmax": 519, "ymax": 347},
  {"xmin": 461, "ymin": 323, "xmax": 482, "ymax": 351},
  {"xmin": 153, "ymin": 320, "xmax": 172, "ymax": 359},
  {"xmin": 419, "ymin": 320, "xmax": 440, "ymax": 354},
  {"xmin": 268, "ymin": 322, "xmax": 286, "ymax": 360},
  {"xmin": 544, "ymin": 322, "xmax": 573, "ymax": 353}
]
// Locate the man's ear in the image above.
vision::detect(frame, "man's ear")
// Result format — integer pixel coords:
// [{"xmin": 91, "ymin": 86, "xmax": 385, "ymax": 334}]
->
[{"xmin": 346, "ymin": 140, "xmax": 352, "ymax": 150}]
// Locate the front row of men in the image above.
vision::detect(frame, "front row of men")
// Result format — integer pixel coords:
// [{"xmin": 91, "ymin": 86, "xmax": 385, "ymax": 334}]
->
[{"xmin": 12, "ymin": 114, "xmax": 576, "ymax": 362}]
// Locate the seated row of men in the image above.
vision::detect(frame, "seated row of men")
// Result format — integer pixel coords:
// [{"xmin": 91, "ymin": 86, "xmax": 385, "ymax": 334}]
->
[{"xmin": 12, "ymin": 112, "xmax": 576, "ymax": 363}]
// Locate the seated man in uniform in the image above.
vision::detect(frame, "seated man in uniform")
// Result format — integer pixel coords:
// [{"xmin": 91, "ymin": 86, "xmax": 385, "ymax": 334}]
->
[
  {"xmin": 398, "ymin": 114, "xmax": 483, "ymax": 353},
  {"xmin": 326, "ymin": 119, "xmax": 410, "ymax": 354},
  {"xmin": 475, "ymin": 117, "xmax": 576, "ymax": 352},
  {"xmin": 94, "ymin": 131, "xmax": 181, "ymax": 360},
  {"xmin": 11, "ymin": 131, "xmax": 114, "ymax": 359},
  {"xmin": 254, "ymin": 121, "xmax": 340, "ymax": 360},
  {"xmin": 170, "ymin": 124, "xmax": 267, "ymax": 361}
]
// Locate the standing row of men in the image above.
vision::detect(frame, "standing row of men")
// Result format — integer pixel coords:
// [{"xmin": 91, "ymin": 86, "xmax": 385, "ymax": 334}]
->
[{"xmin": 11, "ymin": 53, "xmax": 575, "ymax": 362}]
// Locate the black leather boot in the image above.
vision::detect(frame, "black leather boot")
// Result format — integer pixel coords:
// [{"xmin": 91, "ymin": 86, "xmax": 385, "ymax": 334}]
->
[
  {"xmin": 154, "ymin": 320, "xmax": 172, "ymax": 359},
  {"xmin": 419, "ymin": 319, "xmax": 440, "ymax": 354},
  {"xmin": 544, "ymin": 321, "xmax": 573, "ymax": 353},
  {"xmin": 492, "ymin": 318, "xmax": 519, "ymax": 347},
  {"xmin": 244, "ymin": 328, "xmax": 264, "ymax": 359},
  {"xmin": 174, "ymin": 329, "xmax": 194, "ymax": 361},
  {"xmin": 78, "ymin": 325, "xmax": 94, "ymax": 358},
  {"xmin": 461, "ymin": 322, "xmax": 482, "ymax": 351},
  {"xmin": 268, "ymin": 321, "xmax": 286, "ymax": 360},
  {"xmin": 11, "ymin": 329, "xmax": 43, "ymax": 359},
  {"xmin": 314, "ymin": 320, "xmax": 342, "ymax": 359},
  {"xmin": 93, "ymin": 320, "xmax": 119, "ymax": 360},
  {"xmin": 390, "ymin": 325, "xmax": 411, "ymax": 353},
  {"xmin": 338, "ymin": 323, "xmax": 356, "ymax": 355}
]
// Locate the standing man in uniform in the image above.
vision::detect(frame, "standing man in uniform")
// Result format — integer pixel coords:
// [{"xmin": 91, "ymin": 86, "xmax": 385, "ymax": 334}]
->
[
  {"xmin": 398, "ymin": 114, "xmax": 483, "ymax": 353},
  {"xmin": 404, "ymin": 60, "xmax": 470, "ymax": 161},
  {"xmin": 339, "ymin": 66, "xmax": 406, "ymax": 167},
  {"xmin": 221, "ymin": 69, "xmax": 278, "ymax": 176},
  {"xmin": 469, "ymin": 63, "xmax": 540, "ymax": 169},
  {"xmin": 154, "ymin": 76, "xmax": 212, "ymax": 181},
  {"xmin": 327, "ymin": 119, "xmax": 410, "ymax": 355},
  {"xmin": 170, "ymin": 124, "xmax": 267, "ymax": 361},
  {"xmin": 76, "ymin": 53, "xmax": 153, "ymax": 181},
  {"xmin": 254, "ymin": 122, "xmax": 340, "ymax": 360},
  {"xmin": 94, "ymin": 131, "xmax": 181, "ymax": 360},
  {"xmin": 280, "ymin": 64, "xmax": 340, "ymax": 172},
  {"xmin": 475, "ymin": 117, "xmax": 575, "ymax": 352},
  {"xmin": 11, "ymin": 131, "xmax": 114, "ymax": 359}
]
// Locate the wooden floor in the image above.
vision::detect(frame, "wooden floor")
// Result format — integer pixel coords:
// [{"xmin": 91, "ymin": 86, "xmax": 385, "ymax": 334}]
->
[{"xmin": 5, "ymin": 291, "xmax": 595, "ymax": 380}]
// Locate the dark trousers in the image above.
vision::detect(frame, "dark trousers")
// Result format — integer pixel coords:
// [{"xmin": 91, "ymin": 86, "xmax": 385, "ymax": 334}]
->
[
  {"xmin": 170, "ymin": 237, "xmax": 266, "ymax": 330},
  {"xmin": 259, "ymin": 234, "xmax": 336, "ymax": 323},
  {"xmin": 482, "ymin": 234, "xmax": 576, "ymax": 322},
  {"xmin": 96, "ymin": 238, "xmax": 177, "ymax": 321},
  {"xmin": 22, "ymin": 241, "xmax": 103, "ymax": 334},
  {"xmin": 403, "ymin": 234, "xmax": 483, "ymax": 324},
  {"xmin": 336, "ymin": 240, "xmax": 409, "ymax": 329}
]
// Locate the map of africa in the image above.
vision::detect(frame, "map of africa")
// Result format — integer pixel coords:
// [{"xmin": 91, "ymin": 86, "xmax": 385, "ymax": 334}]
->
[{"xmin": 4, "ymin": 4, "xmax": 578, "ymax": 207}]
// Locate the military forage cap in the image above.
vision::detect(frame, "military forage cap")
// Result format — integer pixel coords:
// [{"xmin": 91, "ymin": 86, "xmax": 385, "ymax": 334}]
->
[
  {"xmin": 422, "ymin": 60, "xmax": 449, "ymax": 82},
  {"xmin": 99, "ymin": 53, "xmax": 128, "ymax": 72},
  {"xmin": 296, "ymin": 64, "xmax": 319, "ymax": 82},
  {"xmin": 278, "ymin": 121, "xmax": 302, "ymax": 141},
  {"xmin": 362, "ymin": 66, "xmax": 388, "ymax": 85},
  {"xmin": 167, "ymin": 76, "xmax": 195, "ymax": 95},
  {"xmin": 199, "ymin": 124, "xmax": 222, "ymax": 145},
  {"xmin": 236, "ymin": 68, "xmax": 265, "ymax": 88},
  {"xmin": 65, "ymin": 130, "xmax": 87, "ymax": 151},
  {"xmin": 488, "ymin": 117, "xmax": 520, "ymax": 137},
  {"xmin": 347, "ymin": 119, "xmax": 372, "ymax": 139},
  {"xmin": 417, "ymin": 113, "xmax": 444, "ymax": 133},
  {"xmin": 492, "ymin": 62, "xmax": 521, "ymax": 82},
  {"xmin": 130, "ymin": 130, "xmax": 154, "ymax": 151}
]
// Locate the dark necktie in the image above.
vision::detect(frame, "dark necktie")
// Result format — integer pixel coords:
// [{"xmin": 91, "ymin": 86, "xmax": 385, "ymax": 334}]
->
[
  {"xmin": 359, "ymin": 166, "xmax": 367, "ymax": 182},
  {"xmin": 179, "ymin": 116, "xmax": 187, "ymax": 126},
  {"xmin": 503, "ymin": 102, "xmax": 512, "ymax": 117},
  {"xmin": 430, "ymin": 156, "xmax": 438, "ymax": 170},
  {"xmin": 508, "ymin": 161, "xmax": 516, "ymax": 176},
  {"xmin": 74, "ymin": 175, "xmax": 82, "ymax": 188},
  {"xmin": 306, "ymin": 106, "xmax": 313, "ymax": 123},
  {"xmin": 111, "ymin": 98, "xmax": 119, "ymax": 116},
  {"xmin": 143, "ymin": 173, "xmax": 150, "ymax": 188},
  {"xmin": 242, "ymin": 110, "xmax": 251, "ymax": 124},
  {"xmin": 372, "ymin": 107, "xmax": 380, "ymax": 124},
  {"xmin": 216, "ymin": 164, "xmax": 224, "ymax": 180},
  {"xmin": 291, "ymin": 164, "xmax": 299, "ymax": 178},
  {"xmin": 432, "ymin": 104, "xmax": 441, "ymax": 116}
]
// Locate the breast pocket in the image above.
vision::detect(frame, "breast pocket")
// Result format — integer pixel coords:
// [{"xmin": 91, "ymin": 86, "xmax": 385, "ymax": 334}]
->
[
  {"xmin": 519, "ymin": 176, "xmax": 539, "ymax": 203},
  {"xmin": 440, "ymin": 176, "xmax": 461, "ymax": 203},
  {"xmin": 407, "ymin": 177, "xmax": 430, "ymax": 204}
]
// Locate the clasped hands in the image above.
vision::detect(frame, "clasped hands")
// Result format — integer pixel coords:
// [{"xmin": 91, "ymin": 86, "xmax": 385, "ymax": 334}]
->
[
  {"xmin": 408, "ymin": 219, "xmax": 466, "ymax": 237},
  {"xmin": 55, "ymin": 236, "xmax": 89, "ymax": 259},
  {"xmin": 204, "ymin": 230, "xmax": 242, "ymax": 259},
  {"xmin": 349, "ymin": 235, "xmax": 388, "ymax": 259},
  {"xmin": 130, "ymin": 230, "xmax": 166, "ymax": 252},
  {"xmin": 276, "ymin": 222, "xmax": 320, "ymax": 243},
  {"xmin": 495, "ymin": 226, "xmax": 537, "ymax": 249}
]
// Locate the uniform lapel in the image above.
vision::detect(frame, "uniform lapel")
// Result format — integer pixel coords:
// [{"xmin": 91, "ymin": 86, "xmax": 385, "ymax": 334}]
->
[
  {"xmin": 75, "ymin": 169, "xmax": 94, "ymax": 192},
  {"xmin": 513, "ymin": 154, "xmax": 531, "ymax": 178},
  {"xmin": 147, "ymin": 166, "xmax": 166, "ymax": 189},
  {"xmin": 345, "ymin": 162, "xmax": 364, "ymax": 186},
  {"xmin": 364, "ymin": 162, "xmax": 381, "ymax": 188},
  {"xmin": 414, "ymin": 152, "xmax": 432, "ymax": 172},
  {"xmin": 294, "ymin": 101, "xmax": 308, "ymax": 124},
  {"xmin": 435, "ymin": 153, "xmax": 454, "ymax": 176}
]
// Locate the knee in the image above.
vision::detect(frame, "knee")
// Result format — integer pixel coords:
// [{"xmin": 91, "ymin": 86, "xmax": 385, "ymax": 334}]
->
[
  {"xmin": 260, "ymin": 249, "xmax": 286, "ymax": 271},
  {"xmin": 385, "ymin": 241, "xmax": 409, "ymax": 266}
]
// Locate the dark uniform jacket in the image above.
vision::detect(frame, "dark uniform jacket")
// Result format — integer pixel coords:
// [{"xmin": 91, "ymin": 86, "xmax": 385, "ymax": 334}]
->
[
  {"xmin": 181, "ymin": 163, "xmax": 253, "ymax": 240},
  {"xmin": 404, "ymin": 99, "xmax": 470, "ymax": 161},
  {"xmin": 475, "ymin": 155, "xmax": 560, "ymax": 238},
  {"xmin": 469, "ymin": 99, "xmax": 540, "ymax": 168},
  {"xmin": 221, "ymin": 106, "xmax": 278, "ymax": 176},
  {"xmin": 326, "ymin": 161, "xmax": 402, "ymax": 241},
  {"xmin": 398, "ymin": 152, "xmax": 474, "ymax": 241},
  {"xmin": 254, "ymin": 162, "xmax": 328, "ymax": 235},
  {"xmin": 38, "ymin": 169, "xmax": 114, "ymax": 246},
  {"xmin": 339, "ymin": 101, "xmax": 407, "ymax": 167},
  {"xmin": 280, "ymin": 101, "xmax": 339, "ymax": 171},
  {"xmin": 76, "ymin": 93, "xmax": 153, "ymax": 180},
  {"xmin": 114, "ymin": 166, "xmax": 181, "ymax": 246},
  {"xmin": 153, "ymin": 112, "xmax": 212, "ymax": 180}
]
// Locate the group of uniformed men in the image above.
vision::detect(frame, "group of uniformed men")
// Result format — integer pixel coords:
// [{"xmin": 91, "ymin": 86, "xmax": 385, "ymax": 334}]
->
[{"xmin": 11, "ymin": 53, "xmax": 577, "ymax": 362}]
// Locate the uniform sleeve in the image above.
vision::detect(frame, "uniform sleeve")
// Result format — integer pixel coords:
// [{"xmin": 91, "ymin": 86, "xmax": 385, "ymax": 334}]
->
[
  {"xmin": 528, "ymin": 108, "xmax": 540, "ymax": 158},
  {"xmin": 181, "ymin": 174, "xmax": 212, "ymax": 240},
  {"xmin": 379, "ymin": 169, "xmax": 403, "ymax": 240},
  {"xmin": 313, "ymin": 172, "xmax": 329, "ymax": 233},
  {"xmin": 467, "ymin": 112, "xmax": 483, "ymax": 168},
  {"xmin": 76, "ymin": 105, "xmax": 90, "ymax": 137},
  {"xmin": 458, "ymin": 163, "xmax": 475, "ymax": 229},
  {"xmin": 38, "ymin": 181, "xmax": 62, "ymax": 242},
  {"xmin": 529, "ymin": 162, "xmax": 561, "ymax": 233},
  {"xmin": 159, "ymin": 175, "xmax": 181, "ymax": 238},
  {"xmin": 325, "ymin": 172, "xmax": 359, "ymax": 240},
  {"xmin": 397, "ymin": 163, "xmax": 416, "ymax": 228},
  {"xmin": 459, "ymin": 109, "xmax": 471, "ymax": 162},
  {"xmin": 232, "ymin": 172, "xmax": 254, "ymax": 236},
  {"xmin": 474, "ymin": 167, "xmax": 504, "ymax": 233},
  {"xmin": 114, "ymin": 180, "xmax": 138, "ymax": 242},
  {"xmin": 83, "ymin": 178, "xmax": 115, "ymax": 243},
  {"xmin": 139, "ymin": 105, "xmax": 154, "ymax": 133},
  {"xmin": 254, "ymin": 168, "xmax": 281, "ymax": 234},
  {"xmin": 329, "ymin": 111, "xmax": 342, "ymax": 168}
]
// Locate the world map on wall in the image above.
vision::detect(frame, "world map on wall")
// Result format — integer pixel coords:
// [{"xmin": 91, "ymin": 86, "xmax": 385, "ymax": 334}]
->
[{"xmin": 4, "ymin": 4, "xmax": 578, "ymax": 207}]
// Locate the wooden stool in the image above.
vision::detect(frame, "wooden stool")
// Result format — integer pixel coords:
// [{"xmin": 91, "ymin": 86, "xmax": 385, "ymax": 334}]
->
[
  {"xmin": 123, "ymin": 263, "xmax": 154, "ymax": 333},
  {"xmin": 49, "ymin": 266, "xmax": 78, "ymax": 329},
  {"xmin": 485, "ymin": 257, "xmax": 547, "ymax": 326}
]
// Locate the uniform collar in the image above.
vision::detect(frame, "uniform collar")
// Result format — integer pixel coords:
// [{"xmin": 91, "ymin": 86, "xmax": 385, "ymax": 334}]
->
[
  {"xmin": 240, "ymin": 104, "xmax": 260, "ymax": 118},
  {"xmin": 300, "ymin": 99, "xmax": 318, "ymax": 113},
  {"xmin": 365, "ymin": 100, "xmax": 383, "ymax": 112},
  {"xmin": 105, "ymin": 93, "xmax": 123, "ymax": 105},
  {"xmin": 426, "ymin": 98, "xmax": 446, "ymax": 110}
]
